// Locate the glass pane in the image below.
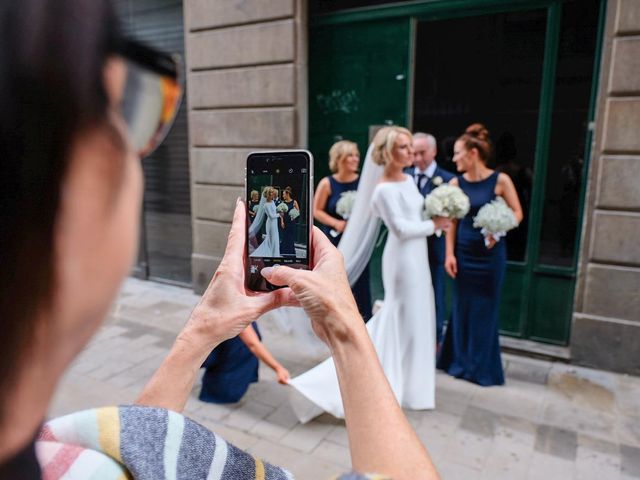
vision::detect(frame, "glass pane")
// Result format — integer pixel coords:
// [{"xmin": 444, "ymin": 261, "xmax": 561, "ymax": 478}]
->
[
  {"xmin": 413, "ymin": 9, "xmax": 547, "ymax": 262},
  {"xmin": 537, "ymin": 0, "xmax": 600, "ymax": 267}
]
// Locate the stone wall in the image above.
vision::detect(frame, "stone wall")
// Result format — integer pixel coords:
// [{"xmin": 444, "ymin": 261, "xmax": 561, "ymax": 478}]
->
[
  {"xmin": 183, "ymin": 0, "xmax": 307, "ymax": 293},
  {"xmin": 572, "ymin": 0, "xmax": 640, "ymax": 375}
]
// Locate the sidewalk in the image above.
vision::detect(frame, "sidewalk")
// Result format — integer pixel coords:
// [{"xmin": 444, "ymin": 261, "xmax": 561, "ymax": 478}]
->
[{"xmin": 50, "ymin": 278, "xmax": 640, "ymax": 479}]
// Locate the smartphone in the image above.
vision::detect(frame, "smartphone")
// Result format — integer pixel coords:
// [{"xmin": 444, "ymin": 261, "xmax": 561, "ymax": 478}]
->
[{"xmin": 245, "ymin": 150, "xmax": 314, "ymax": 292}]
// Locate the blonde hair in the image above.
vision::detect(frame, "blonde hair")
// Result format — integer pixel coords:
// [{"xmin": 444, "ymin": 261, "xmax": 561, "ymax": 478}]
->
[
  {"xmin": 328, "ymin": 140, "xmax": 359, "ymax": 173},
  {"xmin": 262, "ymin": 186, "xmax": 277, "ymax": 198},
  {"xmin": 371, "ymin": 126, "xmax": 413, "ymax": 166},
  {"xmin": 250, "ymin": 190, "xmax": 259, "ymax": 200}
]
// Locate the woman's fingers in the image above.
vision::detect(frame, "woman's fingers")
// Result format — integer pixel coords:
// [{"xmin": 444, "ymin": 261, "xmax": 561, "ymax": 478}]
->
[
  {"xmin": 223, "ymin": 199, "xmax": 247, "ymax": 261},
  {"xmin": 250, "ymin": 285, "xmax": 300, "ymax": 314}
]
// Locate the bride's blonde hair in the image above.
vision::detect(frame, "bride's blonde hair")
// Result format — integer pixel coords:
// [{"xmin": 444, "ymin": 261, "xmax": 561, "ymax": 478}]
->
[
  {"xmin": 371, "ymin": 126, "xmax": 413, "ymax": 166},
  {"xmin": 262, "ymin": 186, "xmax": 277, "ymax": 198}
]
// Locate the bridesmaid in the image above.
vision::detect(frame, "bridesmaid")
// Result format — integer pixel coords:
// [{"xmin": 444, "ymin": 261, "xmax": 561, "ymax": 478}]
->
[
  {"xmin": 314, "ymin": 140, "xmax": 372, "ymax": 321},
  {"xmin": 437, "ymin": 124, "xmax": 523, "ymax": 386},
  {"xmin": 278, "ymin": 186, "xmax": 299, "ymax": 258},
  {"xmin": 248, "ymin": 189, "xmax": 260, "ymax": 223},
  {"xmin": 200, "ymin": 323, "xmax": 290, "ymax": 403}
]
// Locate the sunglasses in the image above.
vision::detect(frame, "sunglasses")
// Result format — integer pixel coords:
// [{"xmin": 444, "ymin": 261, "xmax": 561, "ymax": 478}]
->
[{"xmin": 111, "ymin": 38, "xmax": 183, "ymax": 158}]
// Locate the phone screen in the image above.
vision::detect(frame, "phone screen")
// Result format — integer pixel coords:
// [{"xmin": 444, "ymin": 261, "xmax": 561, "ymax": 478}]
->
[{"xmin": 246, "ymin": 150, "xmax": 313, "ymax": 291}]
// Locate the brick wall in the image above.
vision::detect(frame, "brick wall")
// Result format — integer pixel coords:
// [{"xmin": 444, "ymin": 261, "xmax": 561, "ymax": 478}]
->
[
  {"xmin": 183, "ymin": 0, "xmax": 307, "ymax": 293},
  {"xmin": 572, "ymin": 0, "xmax": 640, "ymax": 375}
]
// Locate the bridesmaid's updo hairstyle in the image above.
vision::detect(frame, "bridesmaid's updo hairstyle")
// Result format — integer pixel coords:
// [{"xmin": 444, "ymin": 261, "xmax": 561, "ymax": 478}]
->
[
  {"xmin": 329, "ymin": 140, "xmax": 358, "ymax": 173},
  {"xmin": 371, "ymin": 126, "xmax": 413, "ymax": 166},
  {"xmin": 283, "ymin": 186, "xmax": 293, "ymax": 199},
  {"xmin": 457, "ymin": 123, "xmax": 493, "ymax": 164}
]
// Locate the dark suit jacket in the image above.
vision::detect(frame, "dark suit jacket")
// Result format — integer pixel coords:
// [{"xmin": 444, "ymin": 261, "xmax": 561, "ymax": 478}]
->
[{"xmin": 407, "ymin": 165, "xmax": 456, "ymax": 265}]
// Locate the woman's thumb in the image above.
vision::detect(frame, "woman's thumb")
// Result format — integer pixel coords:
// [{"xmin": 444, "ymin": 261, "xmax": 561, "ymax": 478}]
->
[{"xmin": 261, "ymin": 265, "xmax": 296, "ymax": 287}]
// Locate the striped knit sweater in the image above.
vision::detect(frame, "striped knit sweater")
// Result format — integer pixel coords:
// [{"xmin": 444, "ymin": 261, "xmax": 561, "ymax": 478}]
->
[{"xmin": 36, "ymin": 406, "xmax": 388, "ymax": 480}]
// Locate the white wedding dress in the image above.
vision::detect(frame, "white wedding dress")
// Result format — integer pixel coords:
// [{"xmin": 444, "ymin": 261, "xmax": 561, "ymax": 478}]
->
[
  {"xmin": 250, "ymin": 201, "xmax": 280, "ymax": 257},
  {"xmin": 289, "ymin": 175, "xmax": 437, "ymax": 422}
]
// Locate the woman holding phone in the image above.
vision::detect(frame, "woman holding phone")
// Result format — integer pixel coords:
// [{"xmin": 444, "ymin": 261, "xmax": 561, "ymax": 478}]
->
[{"xmin": 0, "ymin": 1, "xmax": 439, "ymax": 478}]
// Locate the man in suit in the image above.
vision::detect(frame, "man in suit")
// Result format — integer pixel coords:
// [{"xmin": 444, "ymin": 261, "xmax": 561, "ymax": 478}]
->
[{"xmin": 412, "ymin": 132, "xmax": 455, "ymax": 347}]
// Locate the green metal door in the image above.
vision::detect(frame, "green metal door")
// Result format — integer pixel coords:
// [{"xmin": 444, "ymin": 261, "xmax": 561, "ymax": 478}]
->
[
  {"xmin": 308, "ymin": 0, "xmax": 604, "ymax": 345},
  {"xmin": 308, "ymin": 18, "xmax": 411, "ymax": 300}
]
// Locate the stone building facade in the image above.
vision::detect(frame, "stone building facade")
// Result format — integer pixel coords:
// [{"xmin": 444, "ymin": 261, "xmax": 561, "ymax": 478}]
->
[
  {"xmin": 571, "ymin": 0, "xmax": 640, "ymax": 374},
  {"xmin": 179, "ymin": 0, "xmax": 639, "ymax": 374}
]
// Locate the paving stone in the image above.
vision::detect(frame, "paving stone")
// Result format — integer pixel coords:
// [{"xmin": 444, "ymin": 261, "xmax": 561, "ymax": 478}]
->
[
  {"xmin": 224, "ymin": 399, "xmax": 275, "ymax": 431},
  {"xmin": 616, "ymin": 378, "xmax": 640, "ymax": 417},
  {"xmin": 541, "ymin": 398, "xmax": 617, "ymax": 444},
  {"xmin": 481, "ymin": 435, "xmax": 532, "ymax": 480},
  {"xmin": 444, "ymin": 429, "xmax": 493, "ymax": 470},
  {"xmin": 494, "ymin": 415, "xmax": 537, "ymax": 447},
  {"xmin": 617, "ymin": 415, "xmax": 640, "ymax": 448},
  {"xmin": 460, "ymin": 406, "xmax": 498, "ymax": 438},
  {"xmin": 195, "ymin": 400, "xmax": 238, "ymax": 423},
  {"xmin": 574, "ymin": 436, "xmax": 621, "ymax": 480},
  {"xmin": 438, "ymin": 460, "xmax": 481, "ymax": 480},
  {"xmin": 416, "ymin": 410, "xmax": 459, "ymax": 461},
  {"xmin": 326, "ymin": 425, "xmax": 349, "ymax": 448},
  {"xmin": 280, "ymin": 421, "xmax": 335, "ymax": 453},
  {"xmin": 525, "ymin": 451, "xmax": 574, "ymax": 480},
  {"xmin": 312, "ymin": 440, "xmax": 352, "ymax": 470},
  {"xmin": 534, "ymin": 424, "xmax": 578, "ymax": 461},
  {"xmin": 505, "ymin": 355, "xmax": 551, "ymax": 385},
  {"xmin": 471, "ymin": 379, "xmax": 545, "ymax": 424},
  {"xmin": 621, "ymin": 444, "xmax": 640, "ymax": 478}
]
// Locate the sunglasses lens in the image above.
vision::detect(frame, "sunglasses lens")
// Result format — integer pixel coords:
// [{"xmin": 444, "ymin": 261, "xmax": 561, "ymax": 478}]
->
[{"xmin": 121, "ymin": 59, "xmax": 182, "ymax": 158}]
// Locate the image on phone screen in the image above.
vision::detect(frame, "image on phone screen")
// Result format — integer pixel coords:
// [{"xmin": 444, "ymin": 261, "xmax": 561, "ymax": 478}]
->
[{"xmin": 246, "ymin": 151, "xmax": 312, "ymax": 291}]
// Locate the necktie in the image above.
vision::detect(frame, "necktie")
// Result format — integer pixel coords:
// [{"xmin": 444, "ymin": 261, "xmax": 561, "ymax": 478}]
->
[{"xmin": 417, "ymin": 173, "xmax": 427, "ymax": 191}]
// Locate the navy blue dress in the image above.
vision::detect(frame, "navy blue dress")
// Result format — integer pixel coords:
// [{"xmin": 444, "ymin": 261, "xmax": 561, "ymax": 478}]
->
[
  {"xmin": 279, "ymin": 199, "xmax": 297, "ymax": 257},
  {"xmin": 437, "ymin": 172, "xmax": 505, "ymax": 386},
  {"xmin": 199, "ymin": 322, "xmax": 261, "ymax": 403},
  {"xmin": 322, "ymin": 176, "xmax": 372, "ymax": 322}
]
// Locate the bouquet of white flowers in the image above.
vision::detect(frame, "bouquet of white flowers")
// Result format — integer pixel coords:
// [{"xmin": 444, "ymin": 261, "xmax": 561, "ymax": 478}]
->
[
  {"xmin": 424, "ymin": 184, "xmax": 470, "ymax": 236},
  {"xmin": 288, "ymin": 207, "xmax": 300, "ymax": 220},
  {"xmin": 276, "ymin": 202, "xmax": 289, "ymax": 214},
  {"xmin": 336, "ymin": 190, "xmax": 357, "ymax": 220},
  {"xmin": 329, "ymin": 190, "xmax": 357, "ymax": 238},
  {"xmin": 473, "ymin": 197, "xmax": 518, "ymax": 246}
]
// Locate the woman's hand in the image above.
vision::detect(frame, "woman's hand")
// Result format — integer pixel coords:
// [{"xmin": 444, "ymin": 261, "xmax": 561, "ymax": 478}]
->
[
  {"xmin": 334, "ymin": 219, "xmax": 347, "ymax": 233},
  {"xmin": 182, "ymin": 200, "xmax": 295, "ymax": 350},
  {"xmin": 485, "ymin": 236, "xmax": 497, "ymax": 249},
  {"xmin": 445, "ymin": 254, "xmax": 457, "ymax": 279},
  {"xmin": 432, "ymin": 216, "xmax": 452, "ymax": 233},
  {"xmin": 261, "ymin": 227, "xmax": 362, "ymax": 347},
  {"xmin": 276, "ymin": 366, "xmax": 291, "ymax": 385}
]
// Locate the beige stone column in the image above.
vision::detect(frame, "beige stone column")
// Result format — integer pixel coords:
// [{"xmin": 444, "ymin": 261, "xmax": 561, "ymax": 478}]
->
[
  {"xmin": 183, "ymin": 0, "xmax": 307, "ymax": 293},
  {"xmin": 572, "ymin": 0, "xmax": 640, "ymax": 374}
]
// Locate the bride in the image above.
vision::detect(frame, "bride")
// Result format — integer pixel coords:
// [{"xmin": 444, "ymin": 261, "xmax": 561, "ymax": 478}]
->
[
  {"xmin": 286, "ymin": 127, "xmax": 452, "ymax": 422},
  {"xmin": 249, "ymin": 186, "xmax": 281, "ymax": 258}
]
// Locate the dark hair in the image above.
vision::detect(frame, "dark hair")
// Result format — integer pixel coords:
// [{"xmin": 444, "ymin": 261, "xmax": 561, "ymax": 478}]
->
[
  {"xmin": 283, "ymin": 186, "xmax": 293, "ymax": 198},
  {"xmin": 0, "ymin": 0, "xmax": 119, "ymax": 416},
  {"xmin": 457, "ymin": 123, "xmax": 493, "ymax": 163}
]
